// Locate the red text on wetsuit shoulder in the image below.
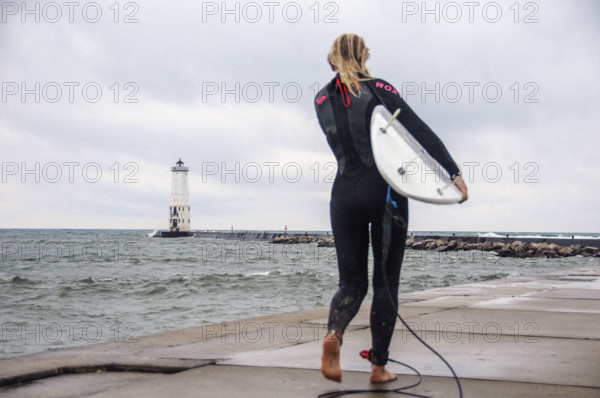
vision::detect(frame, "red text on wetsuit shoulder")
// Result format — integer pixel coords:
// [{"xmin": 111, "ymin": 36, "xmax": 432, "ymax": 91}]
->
[{"xmin": 375, "ymin": 81, "xmax": 401, "ymax": 98}]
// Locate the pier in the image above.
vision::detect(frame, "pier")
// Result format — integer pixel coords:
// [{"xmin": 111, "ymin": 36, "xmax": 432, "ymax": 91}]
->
[
  {"xmin": 1, "ymin": 266, "xmax": 599, "ymax": 397},
  {"xmin": 155, "ymin": 230, "xmax": 333, "ymax": 240},
  {"xmin": 156, "ymin": 230, "xmax": 600, "ymax": 250}
]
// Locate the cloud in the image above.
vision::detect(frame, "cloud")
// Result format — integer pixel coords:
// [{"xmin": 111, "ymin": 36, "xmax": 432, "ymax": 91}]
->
[{"xmin": 1, "ymin": 0, "xmax": 598, "ymax": 232}]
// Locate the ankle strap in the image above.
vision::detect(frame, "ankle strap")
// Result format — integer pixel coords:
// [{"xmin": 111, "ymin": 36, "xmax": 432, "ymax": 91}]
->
[{"xmin": 368, "ymin": 349, "xmax": 389, "ymax": 365}]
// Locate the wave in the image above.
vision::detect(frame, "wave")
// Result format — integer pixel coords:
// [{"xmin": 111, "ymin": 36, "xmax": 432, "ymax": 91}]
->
[
  {"xmin": 146, "ymin": 229, "xmax": 158, "ymax": 237},
  {"xmin": 10, "ymin": 276, "xmax": 38, "ymax": 285},
  {"xmin": 478, "ymin": 232, "xmax": 505, "ymax": 238},
  {"xmin": 468, "ymin": 273, "xmax": 511, "ymax": 282},
  {"xmin": 511, "ymin": 234, "xmax": 599, "ymax": 240},
  {"xmin": 476, "ymin": 232, "xmax": 600, "ymax": 239},
  {"xmin": 144, "ymin": 286, "xmax": 167, "ymax": 295},
  {"xmin": 244, "ymin": 271, "xmax": 271, "ymax": 277}
]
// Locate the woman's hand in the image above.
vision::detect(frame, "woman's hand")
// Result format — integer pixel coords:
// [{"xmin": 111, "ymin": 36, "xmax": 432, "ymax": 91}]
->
[{"xmin": 453, "ymin": 175, "xmax": 468, "ymax": 204}]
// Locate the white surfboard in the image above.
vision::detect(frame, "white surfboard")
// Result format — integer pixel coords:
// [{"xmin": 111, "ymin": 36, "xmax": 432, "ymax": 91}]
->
[{"xmin": 370, "ymin": 105, "xmax": 462, "ymax": 204}]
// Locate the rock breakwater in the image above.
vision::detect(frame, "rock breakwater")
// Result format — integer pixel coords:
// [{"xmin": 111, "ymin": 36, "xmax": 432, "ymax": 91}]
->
[
  {"xmin": 271, "ymin": 235, "xmax": 600, "ymax": 259},
  {"xmin": 406, "ymin": 239, "xmax": 599, "ymax": 258},
  {"xmin": 271, "ymin": 235, "xmax": 322, "ymax": 244}
]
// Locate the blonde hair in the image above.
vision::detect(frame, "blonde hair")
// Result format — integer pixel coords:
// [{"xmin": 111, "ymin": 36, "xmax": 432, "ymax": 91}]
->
[{"xmin": 327, "ymin": 33, "xmax": 372, "ymax": 96}]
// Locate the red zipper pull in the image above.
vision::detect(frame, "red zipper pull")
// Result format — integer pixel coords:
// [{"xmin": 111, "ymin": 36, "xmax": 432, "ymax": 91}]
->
[{"xmin": 336, "ymin": 78, "xmax": 351, "ymax": 108}]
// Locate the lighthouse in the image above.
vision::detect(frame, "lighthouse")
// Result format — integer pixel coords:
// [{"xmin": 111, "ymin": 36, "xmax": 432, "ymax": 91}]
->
[{"xmin": 168, "ymin": 159, "xmax": 191, "ymax": 233}]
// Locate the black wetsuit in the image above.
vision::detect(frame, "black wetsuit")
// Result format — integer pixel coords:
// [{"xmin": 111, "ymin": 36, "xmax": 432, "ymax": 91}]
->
[{"xmin": 314, "ymin": 75, "xmax": 460, "ymax": 365}]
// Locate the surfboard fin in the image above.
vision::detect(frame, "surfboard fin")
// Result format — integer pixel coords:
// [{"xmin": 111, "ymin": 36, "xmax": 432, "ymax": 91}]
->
[
  {"xmin": 380, "ymin": 108, "xmax": 401, "ymax": 133},
  {"xmin": 437, "ymin": 176, "xmax": 462, "ymax": 195}
]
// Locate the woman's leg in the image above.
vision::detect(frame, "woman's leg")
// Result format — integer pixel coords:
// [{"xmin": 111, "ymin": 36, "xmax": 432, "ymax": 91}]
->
[
  {"xmin": 326, "ymin": 222, "xmax": 370, "ymax": 336},
  {"xmin": 322, "ymin": 175, "xmax": 371, "ymax": 382},
  {"xmin": 369, "ymin": 194, "xmax": 408, "ymax": 382}
]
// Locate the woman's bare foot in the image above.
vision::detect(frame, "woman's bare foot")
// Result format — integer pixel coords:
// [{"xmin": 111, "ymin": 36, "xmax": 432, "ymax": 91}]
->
[
  {"xmin": 321, "ymin": 332, "xmax": 342, "ymax": 382},
  {"xmin": 370, "ymin": 364, "xmax": 397, "ymax": 383}
]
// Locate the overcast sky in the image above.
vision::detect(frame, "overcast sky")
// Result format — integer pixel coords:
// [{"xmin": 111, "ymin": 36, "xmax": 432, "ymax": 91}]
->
[{"xmin": 1, "ymin": 0, "xmax": 599, "ymax": 233}]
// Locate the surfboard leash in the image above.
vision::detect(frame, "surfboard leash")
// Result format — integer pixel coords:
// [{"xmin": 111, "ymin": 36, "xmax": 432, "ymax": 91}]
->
[
  {"xmin": 317, "ymin": 300, "xmax": 463, "ymax": 398},
  {"xmin": 317, "ymin": 353, "xmax": 427, "ymax": 398},
  {"xmin": 318, "ymin": 190, "xmax": 463, "ymax": 398},
  {"xmin": 317, "ymin": 279, "xmax": 463, "ymax": 398}
]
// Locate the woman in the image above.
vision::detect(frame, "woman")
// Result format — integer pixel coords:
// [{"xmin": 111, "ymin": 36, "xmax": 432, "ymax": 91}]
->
[{"xmin": 314, "ymin": 33, "xmax": 468, "ymax": 383}]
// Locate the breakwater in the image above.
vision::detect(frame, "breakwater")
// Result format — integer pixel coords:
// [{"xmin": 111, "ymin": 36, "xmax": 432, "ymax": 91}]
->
[
  {"xmin": 186, "ymin": 231, "xmax": 600, "ymax": 247},
  {"xmin": 276, "ymin": 235, "xmax": 600, "ymax": 258},
  {"xmin": 195, "ymin": 231, "xmax": 331, "ymax": 241},
  {"xmin": 154, "ymin": 230, "xmax": 333, "ymax": 241},
  {"xmin": 409, "ymin": 234, "xmax": 600, "ymax": 248},
  {"xmin": 404, "ymin": 238, "xmax": 600, "ymax": 258},
  {"xmin": 152, "ymin": 231, "xmax": 600, "ymax": 258},
  {"xmin": 153, "ymin": 230, "xmax": 600, "ymax": 258}
]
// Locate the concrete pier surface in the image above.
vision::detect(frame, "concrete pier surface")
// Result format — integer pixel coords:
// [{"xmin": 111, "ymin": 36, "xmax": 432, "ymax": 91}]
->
[{"xmin": 1, "ymin": 266, "xmax": 599, "ymax": 397}]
